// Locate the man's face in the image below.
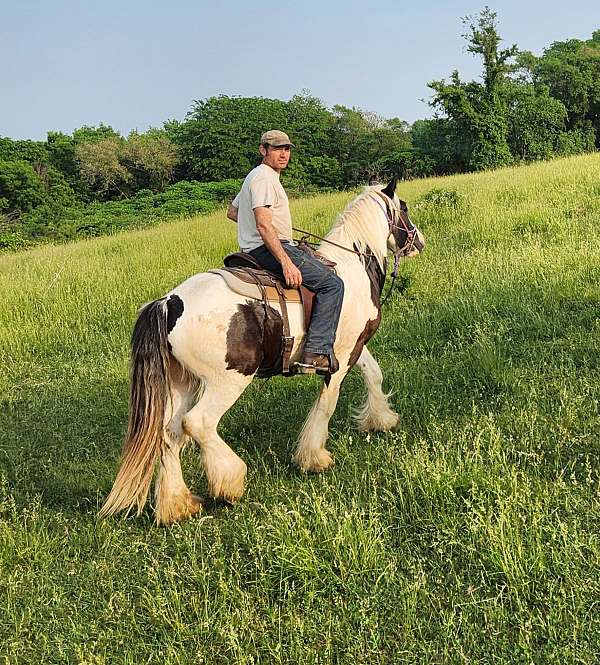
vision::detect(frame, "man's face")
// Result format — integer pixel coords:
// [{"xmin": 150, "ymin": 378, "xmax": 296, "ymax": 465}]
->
[{"xmin": 260, "ymin": 144, "xmax": 291, "ymax": 171}]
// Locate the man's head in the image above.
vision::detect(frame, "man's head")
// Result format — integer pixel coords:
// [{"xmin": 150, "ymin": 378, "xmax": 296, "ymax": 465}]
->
[{"xmin": 259, "ymin": 130, "xmax": 294, "ymax": 172}]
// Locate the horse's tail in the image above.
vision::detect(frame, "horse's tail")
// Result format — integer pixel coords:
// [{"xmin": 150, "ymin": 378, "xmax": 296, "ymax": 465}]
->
[{"xmin": 99, "ymin": 298, "xmax": 171, "ymax": 519}]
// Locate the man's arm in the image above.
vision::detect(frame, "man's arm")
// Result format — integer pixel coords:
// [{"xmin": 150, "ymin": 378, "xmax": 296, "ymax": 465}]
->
[
  {"xmin": 254, "ymin": 206, "xmax": 302, "ymax": 288},
  {"xmin": 226, "ymin": 204, "xmax": 238, "ymax": 222}
]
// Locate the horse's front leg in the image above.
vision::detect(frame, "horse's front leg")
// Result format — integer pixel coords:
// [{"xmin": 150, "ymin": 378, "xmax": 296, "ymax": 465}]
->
[
  {"xmin": 294, "ymin": 370, "xmax": 348, "ymax": 472},
  {"xmin": 354, "ymin": 346, "xmax": 399, "ymax": 432}
]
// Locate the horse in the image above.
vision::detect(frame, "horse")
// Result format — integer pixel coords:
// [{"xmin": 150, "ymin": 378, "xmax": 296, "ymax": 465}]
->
[{"xmin": 99, "ymin": 177, "xmax": 425, "ymax": 524}]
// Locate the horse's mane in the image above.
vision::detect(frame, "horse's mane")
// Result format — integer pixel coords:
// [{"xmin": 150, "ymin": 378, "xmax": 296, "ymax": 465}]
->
[{"xmin": 322, "ymin": 186, "xmax": 388, "ymax": 269}]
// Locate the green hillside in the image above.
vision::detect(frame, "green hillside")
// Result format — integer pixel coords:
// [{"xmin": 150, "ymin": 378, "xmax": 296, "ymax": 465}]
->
[{"xmin": 1, "ymin": 153, "xmax": 600, "ymax": 663}]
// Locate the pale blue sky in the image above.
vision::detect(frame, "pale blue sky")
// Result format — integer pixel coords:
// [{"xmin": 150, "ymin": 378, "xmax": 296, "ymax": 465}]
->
[{"xmin": 2, "ymin": 0, "xmax": 598, "ymax": 140}]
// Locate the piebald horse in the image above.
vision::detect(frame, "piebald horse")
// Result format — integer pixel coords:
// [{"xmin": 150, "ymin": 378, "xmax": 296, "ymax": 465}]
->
[{"xmin": 100, "ymin": 178, "xmax": 425, "ymax": 524}]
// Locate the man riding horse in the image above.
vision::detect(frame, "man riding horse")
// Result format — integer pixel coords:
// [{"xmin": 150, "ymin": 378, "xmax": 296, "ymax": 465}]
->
[
  {"xmin": 226, "ymin": 130, "xmax": 344, "ymax": 375},
  {"xmin": 99, "ymin": 135, "xmax": 425, "ymax": 524}
]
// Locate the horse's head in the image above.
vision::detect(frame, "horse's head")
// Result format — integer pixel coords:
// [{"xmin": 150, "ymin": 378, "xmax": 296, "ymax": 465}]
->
[{"xmin": 378, "ymin": 176, "xmax": 425, "ymax": 259}]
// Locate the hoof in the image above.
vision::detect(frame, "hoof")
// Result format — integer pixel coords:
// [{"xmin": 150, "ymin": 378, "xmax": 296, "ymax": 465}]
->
[
  {"xmin": 156, "ymin": 492, "xmax": 203, "ymax": 525},
  {"xmin": 357, "ymin": 410, "xmax": 400, "ymax": 433},
  {"xmin": 294, "ymin": 447, "xmax": 334, "ymax": 473},
  {"xmin": 187, "ymin": 493, "xmax": 203, "ymax": 515},
  {"xmin": 206, "ymin": 457, "xmax": 247, "ymax": 504}
]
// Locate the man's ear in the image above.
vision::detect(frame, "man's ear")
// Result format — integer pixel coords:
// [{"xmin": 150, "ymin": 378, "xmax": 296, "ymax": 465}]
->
[
  {"xmin": 381, "ymin": 176, "xmax": 398, "ymax": 199},
  {"xmin": 259, "ymin": 144, "xmax": 267, "ymax": 157}
]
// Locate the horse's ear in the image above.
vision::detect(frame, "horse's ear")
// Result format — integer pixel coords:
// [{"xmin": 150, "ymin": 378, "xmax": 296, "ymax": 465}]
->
[{"xmin": 381, "ymin": 176, "xmax": 398, "ymax": 199}]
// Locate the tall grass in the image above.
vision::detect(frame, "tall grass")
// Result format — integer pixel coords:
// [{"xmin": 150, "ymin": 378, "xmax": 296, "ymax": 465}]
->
[{"xmin": 1, "ymin": 154, "xmax": 599, "ymax": 663}]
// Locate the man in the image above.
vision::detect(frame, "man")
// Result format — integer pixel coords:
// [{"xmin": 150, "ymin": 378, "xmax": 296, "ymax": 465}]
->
[{"xmin": 227, "ymin": 130, "xmax": 344, "ymax": 375}]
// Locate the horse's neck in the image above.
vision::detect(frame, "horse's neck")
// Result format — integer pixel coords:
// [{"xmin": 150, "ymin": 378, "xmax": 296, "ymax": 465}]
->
[
  {"xmin": 319, "ymin": 207, "xmax": 387, "ymax": 266},
  {"xmin": 317, "ymin": 211, "xmax": 388, "ymax": 303},
  {"xmin": 317, "ymin": 225, "xmax": 353, "ymax": 261}
]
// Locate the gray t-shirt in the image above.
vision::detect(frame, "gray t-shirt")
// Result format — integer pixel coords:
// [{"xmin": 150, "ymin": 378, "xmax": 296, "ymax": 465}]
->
[{"xmin": 232, "ymin": 164, "xmax": 292, "ymax": 252}]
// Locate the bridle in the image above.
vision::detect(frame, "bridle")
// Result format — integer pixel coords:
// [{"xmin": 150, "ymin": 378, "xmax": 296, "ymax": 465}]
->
[
  {"xmin": 369, "ymin": 191, "xmax": 418, "ymax": 259},
  {"xmin": 369, "ymin": 190, "xmax": 419, "ymax": 306},
  {"xmin": 292, "ymin": 188, "xmax": 421, "ymax": 307}
]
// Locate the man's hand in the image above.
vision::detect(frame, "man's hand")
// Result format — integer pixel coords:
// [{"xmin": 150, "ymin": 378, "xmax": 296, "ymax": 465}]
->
[{"xmin": 283, "ymin": 260, "xmax": 302, "ymax": 288}]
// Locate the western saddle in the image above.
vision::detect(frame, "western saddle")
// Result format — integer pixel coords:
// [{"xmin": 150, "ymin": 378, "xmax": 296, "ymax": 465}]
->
[{"xmin": 210, "ymin": 248, "xmax": 334, "ymax": 375}]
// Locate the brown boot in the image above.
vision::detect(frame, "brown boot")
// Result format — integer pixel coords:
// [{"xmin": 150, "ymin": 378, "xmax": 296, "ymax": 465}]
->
[{"xmin": 295, "ymin": 351, "xmax": 331, "ymax": 375}]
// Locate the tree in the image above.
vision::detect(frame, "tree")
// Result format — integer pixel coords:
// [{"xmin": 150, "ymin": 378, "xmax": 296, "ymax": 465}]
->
[
  {"xmin": 47, "ymin": 124, "xmax": 122, "ymax": 198},
  {"xmin": 506, "ymin": 82, "xmax": 567, "ymax": 160},
  {"xmin": 123, "ymin": 130, "xmax": 178, "ymax": 192},
  {"xmin": 327, "ymin": 107, "xmax": 411, "ymax": 184},
  {"xmin": 328, "ymin": 105, "xmax": 371, "ymax": 182},
  {"xmin": 303, "ymin": 156, "xmax": 343, "ymax": 189},
  {"xmin": 75, "ymin": 138, "xmax": 132, "ymax": 198},
  {"xmin": 171, "ymin": 94, "xmax": 363, "ymax": 188},
  {"xmin": 0, "ymin": 138, "xmax": 49, "ymax": 165},
  {"xmin": 286, "ymin": 91, "xmax": 334, "ymax": 158},
  {"xmin": 174, "ymin": 96, "xmax": 289, "ymax": 181},
  {"xmin": 0, "ymin": 160, "xmax": 47, "ymax": 214},
  {"xmin": 0, "ymin": 159, "xmax": 75, "ymax": 217},
  {"xmin": 518, "ymin": 31, "xmax": 600, "ymax": 148},
  {"xmin": 410, "ymin": 118, "xmax": 465, "ymax": 175},
  {"xmin": 428, "ymin": 7, "xmax": 518, "ymax": 170}
]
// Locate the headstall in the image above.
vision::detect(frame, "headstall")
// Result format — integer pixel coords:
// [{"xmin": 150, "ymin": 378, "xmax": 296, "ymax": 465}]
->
[{"xmin": 291, "ymin": 190, "xmax": 419, "ymax": 307}]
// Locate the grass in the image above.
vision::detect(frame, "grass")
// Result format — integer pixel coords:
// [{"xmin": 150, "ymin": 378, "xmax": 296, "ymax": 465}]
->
[{"xmin": 1, "ymin": 153, "xmax": 600, "ymax": 663}]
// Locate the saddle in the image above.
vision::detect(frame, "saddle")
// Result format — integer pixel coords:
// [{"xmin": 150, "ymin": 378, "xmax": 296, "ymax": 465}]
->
[{"xmin": 210, "ymin": 252, "xmax": 317, "ymax": 375}]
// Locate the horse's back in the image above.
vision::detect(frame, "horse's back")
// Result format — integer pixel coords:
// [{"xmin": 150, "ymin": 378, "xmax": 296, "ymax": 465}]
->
[
  {"xmin": 168, "ymin": 271, "xmax": 230, "ymax": 306},
  {"xmin": 168, "ymin": 270, "xmax": 302, "ymax": 322},
  {"xmin": 165, "ymin": 270, "xmax": 306, "ymax": 376}
]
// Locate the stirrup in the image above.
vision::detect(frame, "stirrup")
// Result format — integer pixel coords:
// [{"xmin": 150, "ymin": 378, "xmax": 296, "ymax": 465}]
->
[
  {"xmin": 294, "ymin": 361, "xmax": 329, "ymax": 376},
  {"xmin": 293, "ymin": 352, "xmax": 338, "ymax": 376}
]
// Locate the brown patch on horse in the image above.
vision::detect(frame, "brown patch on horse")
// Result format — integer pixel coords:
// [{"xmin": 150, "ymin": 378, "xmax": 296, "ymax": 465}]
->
[
  {"xmin": 259, "ymin": 304, "xmax": 284, "ymax": 374},
  {"xmin": 166, "ymin": 295, "xmax": 184, "ymax": 334},
  {"xmin": 347, "ymin": 312, "xmax": 381, "ymax": 368},
  {"xmin": 225, "ymin": 301, "xmax": 283, "ymax": 376},
  {"xmin": 354, "ymin": 244, "xmax": 386, "ymax": 307},
  {"xmin": 346, "ymin": 243, "xmax": 385, "ymax": 368},
  {"xmin": 381, "ymin": 176, "xmax": 398, "ymax": 200},
  {"xmin": 166, "ymin": 294, "xmax": 184, "ymax": 351}
]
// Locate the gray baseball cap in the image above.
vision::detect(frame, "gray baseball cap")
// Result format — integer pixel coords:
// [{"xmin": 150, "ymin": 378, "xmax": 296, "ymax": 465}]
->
[{"xmin": 260, "ymin": 130, "xmax": 295, "ymax": 147}]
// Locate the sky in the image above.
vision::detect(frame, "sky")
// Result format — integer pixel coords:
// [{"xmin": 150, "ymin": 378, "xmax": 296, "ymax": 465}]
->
[{"xmin": 1, "ymin": 0, "xmax": 598, "ymax": 140}]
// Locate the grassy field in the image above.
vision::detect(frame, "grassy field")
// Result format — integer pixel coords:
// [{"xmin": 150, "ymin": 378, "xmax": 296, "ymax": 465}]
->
[{"xmin": 1, "ymin": 153, "xmax": 600, "ymax": 664}]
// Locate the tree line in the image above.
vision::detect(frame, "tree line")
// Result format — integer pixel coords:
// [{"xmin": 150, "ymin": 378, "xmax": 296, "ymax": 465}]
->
[{"xmin": 1, "ymin": 8, "xmax": 599, "ymax": 249}]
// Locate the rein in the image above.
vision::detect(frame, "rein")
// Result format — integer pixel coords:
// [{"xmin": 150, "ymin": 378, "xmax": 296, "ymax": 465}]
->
[
  {"xmin": 292, "ymin": 191, "xmax": 417, "ymax": 308},
  {"xmin": 369, "ymin": 192, "xmax": 417, "ymax": 307},
  {"xmin": 291, "ymin": 226, "xmax": 367, "ymax": 257}
]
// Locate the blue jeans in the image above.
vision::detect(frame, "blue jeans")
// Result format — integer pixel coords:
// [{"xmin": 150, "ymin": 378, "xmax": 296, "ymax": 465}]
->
[{"xmin": 249, "ymin": 242, "xmax": 344, "ymax": 356}]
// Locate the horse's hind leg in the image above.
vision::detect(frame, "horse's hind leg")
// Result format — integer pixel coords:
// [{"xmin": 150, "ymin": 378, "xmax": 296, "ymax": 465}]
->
[
  {"xmin": 154, "ymin": 361, "xmax": 201, "ymax": 525},
  {"xmin": 182, "ymin": 373, "xmax": 252, "ymax": 503},
  {"xmin": 294, "ymin": 369, "xmax": 348, "ymax": 472},
  {"xmin": 354, "ymin": 346, "xmax": 399, "ymax": 432}
]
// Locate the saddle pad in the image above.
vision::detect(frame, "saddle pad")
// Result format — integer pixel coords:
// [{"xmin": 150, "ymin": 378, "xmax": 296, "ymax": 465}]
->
[{"xmin": 209, "ymin": 269, "xmax": 302, "ymax": 303}]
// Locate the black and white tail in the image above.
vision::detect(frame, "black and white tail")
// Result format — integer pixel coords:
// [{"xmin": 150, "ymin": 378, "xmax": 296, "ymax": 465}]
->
[{"xmin": 99, "ymin": 299, "xmax": 171, "ymax": 518}]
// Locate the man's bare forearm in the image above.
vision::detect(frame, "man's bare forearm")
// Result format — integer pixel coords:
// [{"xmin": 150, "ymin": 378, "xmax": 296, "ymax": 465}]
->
[
  {"xmin": 254, "ymin": 206, "xmax": 302, "ymax": 287},
  {"xmin": 254, "ymin": 208, "xmax": 290, "ymax": 266},
  {"xmin": 259, "ymin": 224, "xmax": 291, "ymax": 265}
]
